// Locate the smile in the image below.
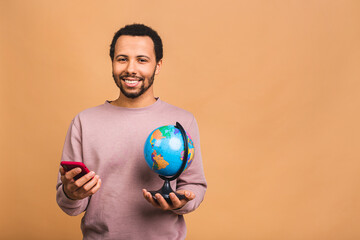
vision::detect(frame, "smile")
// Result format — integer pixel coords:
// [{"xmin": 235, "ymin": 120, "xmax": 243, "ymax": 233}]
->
[
  {"xmin": 125, "ymin": 80, "xmax": 138, "ymax": 84},
  {"xmin": 122, "ymin": 78, "xmax": 142, "ymax": 87}
]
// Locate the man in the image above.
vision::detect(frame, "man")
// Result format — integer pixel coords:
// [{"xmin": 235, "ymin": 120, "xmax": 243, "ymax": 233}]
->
[{"xmin": 56, "ymin": 24, "xmax": 207, "ymax": 239}]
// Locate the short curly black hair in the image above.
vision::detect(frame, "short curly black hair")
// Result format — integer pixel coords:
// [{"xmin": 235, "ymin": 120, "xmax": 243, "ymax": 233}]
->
[{"xmin": 109, "ymin": 24, "xmax": 163, "ymax": 62}]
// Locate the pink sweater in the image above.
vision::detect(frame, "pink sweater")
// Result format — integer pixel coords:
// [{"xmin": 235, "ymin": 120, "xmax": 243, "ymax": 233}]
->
[{"xmin": 56, "ymin": 99, "xmax": 207, "ymax": 240}]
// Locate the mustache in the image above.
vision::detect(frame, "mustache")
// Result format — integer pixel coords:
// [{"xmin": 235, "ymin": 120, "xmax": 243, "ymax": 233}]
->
[{"xmin": 119, "ymin": 74, "xmax": 144, "ymax": 81}]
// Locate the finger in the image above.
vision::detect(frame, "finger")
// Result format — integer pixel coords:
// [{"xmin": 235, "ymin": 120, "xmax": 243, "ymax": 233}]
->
[
  {"xmin": 75, "ymin": 177, "xmax": 102, "ymax": 199},
  {"xmin": 155, "ymin": 193, "xmax": 171, "ymax": 210},
  {"xmin": 74, "ymin": 171, "xmax": 96, "ymax": 187},
  {"xmin": 81, "ymin": 175, "xmax": 99, "ymax": 192},
  {"xmin": 60, "ymin": 167, "xmax": 73, "ymax": 185},
  {"xmin": 177, "ymin": 190, "xmax": 196, "ymax": 201},
  {"xmin": 65, "ymin": 167, "xmax": 82, "ymax": 181},
  {"xmin": 184, "ymin": 191, "xmax": 195, "ymax": 201},
  {"xmin": 85, "ymin": 178, "xmax": 102, "ymax": 197},
  {"xmin": 142, "ymin": 189, "xmax": 147, "ymax": 198},
  {"xmin": 142, "ymin": 189, "xmax": 151, "ymax": 202},
  {"xmin": 143, "ymin": 189, "xmax": 161, "ymax": 208},
  {"xmin": 73, "ymin": 173, "xmax": 97, "ymax": 194},
  {"xmin": 169, "ymin": 192, "xmax": 182, "ymax": 209}
]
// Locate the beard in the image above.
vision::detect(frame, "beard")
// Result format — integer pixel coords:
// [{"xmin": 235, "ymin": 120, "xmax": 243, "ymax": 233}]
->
[{"xmin": 113, "ymin": 68, "xmax": 156, "ymax": 99}]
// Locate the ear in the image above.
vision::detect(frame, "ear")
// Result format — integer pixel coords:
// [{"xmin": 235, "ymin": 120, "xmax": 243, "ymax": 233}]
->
[{"xmin": 155, "ymin": 59, "xmax": 162, "ymax": 75}]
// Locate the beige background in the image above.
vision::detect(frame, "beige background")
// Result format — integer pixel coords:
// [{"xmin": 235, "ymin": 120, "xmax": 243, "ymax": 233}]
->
[{"xmin": 1, "ymin": 0, "xmax": 360, "ymax": 239}]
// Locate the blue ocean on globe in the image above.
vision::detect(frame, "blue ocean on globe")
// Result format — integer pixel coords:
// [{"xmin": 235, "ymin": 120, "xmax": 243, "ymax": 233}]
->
[{"xmin": 144, "ymin": 125, "xmax": 195, "ymax": 177}]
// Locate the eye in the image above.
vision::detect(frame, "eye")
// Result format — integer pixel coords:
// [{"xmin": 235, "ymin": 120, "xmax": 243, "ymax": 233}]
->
[
  {"xmin": 138, "ymin": 58, "xmax": 148, "ymax": 63},
  {"xmin": 117, "ymin": 57, "xmax": 127, "ymax": 62}
]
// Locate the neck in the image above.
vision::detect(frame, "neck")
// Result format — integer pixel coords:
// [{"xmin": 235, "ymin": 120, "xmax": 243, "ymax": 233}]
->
[{"xmin": 111, "ymin": 91, "xmax": 157, "ymax": 108}]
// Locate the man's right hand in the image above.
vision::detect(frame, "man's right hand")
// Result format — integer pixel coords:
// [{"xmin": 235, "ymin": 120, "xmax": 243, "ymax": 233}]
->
[{"xmin": 60, "ymin": 166, "xmax": 102, "ymax": 200}]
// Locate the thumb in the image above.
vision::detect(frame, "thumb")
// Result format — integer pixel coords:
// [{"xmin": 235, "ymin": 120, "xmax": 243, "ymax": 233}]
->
[
  {"xmin": 59, "ymin": 166, "xmax": 66, "ymax": 175},
  {"xmin": 184, "ymin": 191, "xmax": 195, "ymax": 201}
]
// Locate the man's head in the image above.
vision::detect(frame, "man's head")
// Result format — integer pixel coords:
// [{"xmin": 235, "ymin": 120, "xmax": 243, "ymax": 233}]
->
[
  {"xmin": 110, "ymin": 24, "xmax": 163, "ymax": 63},
  {"xmin": 110, "ymin": 24, "xmax": 163, "ymax": 100}
]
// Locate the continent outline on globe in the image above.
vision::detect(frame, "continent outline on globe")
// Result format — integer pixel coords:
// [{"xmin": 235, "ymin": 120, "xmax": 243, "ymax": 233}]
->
[
  {"xmin": 151, "ymin": 150, "xmax": 169, "ymax": 170},
  {"xmin": 144, "ymin": 125, "xmax": 195, "ymax": 177}
]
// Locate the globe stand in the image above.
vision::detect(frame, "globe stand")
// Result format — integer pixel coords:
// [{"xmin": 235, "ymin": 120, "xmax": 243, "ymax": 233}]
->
[
  {"xmin": 150, "ymin": 122, "xmax": 189, "ymax": 205},
  {"xmin": 149, "ymin": 178, "xmax": 185, "ymax": 204}
]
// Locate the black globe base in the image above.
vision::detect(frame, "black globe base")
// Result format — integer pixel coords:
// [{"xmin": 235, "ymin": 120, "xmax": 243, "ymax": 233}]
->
[{"xmin": 150, "ymin": 179, "xmax": 185, "ymax": 205}]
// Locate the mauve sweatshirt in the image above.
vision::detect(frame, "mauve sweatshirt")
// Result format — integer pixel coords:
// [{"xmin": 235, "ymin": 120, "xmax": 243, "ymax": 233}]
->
[{"xmin": 56, "ymin": 99, "xmax": 207, "ymax": 240}]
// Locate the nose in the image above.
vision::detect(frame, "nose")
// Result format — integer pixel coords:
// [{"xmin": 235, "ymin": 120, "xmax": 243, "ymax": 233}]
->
[{"xmin": 125, "ymin": 60, "xmax": 136, "ymax": 75}]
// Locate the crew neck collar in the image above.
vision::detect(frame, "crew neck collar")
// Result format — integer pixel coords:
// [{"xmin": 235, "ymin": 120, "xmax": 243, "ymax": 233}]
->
[{"xmin": 104, "ymin": 97, "xmax": 162, "ymax": 112}]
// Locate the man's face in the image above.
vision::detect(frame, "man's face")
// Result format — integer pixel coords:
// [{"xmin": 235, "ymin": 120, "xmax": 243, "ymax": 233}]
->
[{"xmin": 112, "ymin": 35, "xmax": 162, "ymax": 99}]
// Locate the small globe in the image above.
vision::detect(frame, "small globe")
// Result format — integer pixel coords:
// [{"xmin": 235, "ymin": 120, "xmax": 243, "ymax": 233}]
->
[{"xmin": 144, "ymin": 125, "xmax": 195, "ymax": 177}]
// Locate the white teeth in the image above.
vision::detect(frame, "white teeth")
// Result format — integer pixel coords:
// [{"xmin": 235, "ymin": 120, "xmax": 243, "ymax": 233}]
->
[{"xmin": 125, "ymin": 80, "xmax": 138, "ymax": 84}]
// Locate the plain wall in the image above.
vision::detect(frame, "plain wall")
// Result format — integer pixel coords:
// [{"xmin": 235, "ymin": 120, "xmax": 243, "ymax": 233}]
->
[{"xmin": 1, "ymin": 0, "xmax": 360, "ymax": 239}]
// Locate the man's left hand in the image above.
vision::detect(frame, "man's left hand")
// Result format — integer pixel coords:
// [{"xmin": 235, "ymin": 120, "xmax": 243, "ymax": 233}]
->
[{"xmin": 142, "ymin": 189, "xmax": 195, "ymax": 211}]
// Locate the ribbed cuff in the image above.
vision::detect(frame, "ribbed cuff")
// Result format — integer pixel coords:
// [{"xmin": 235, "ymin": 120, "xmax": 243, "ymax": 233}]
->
[{"xmin": 62, "ymin": 184, "xmax": 76, "ymax": 200}]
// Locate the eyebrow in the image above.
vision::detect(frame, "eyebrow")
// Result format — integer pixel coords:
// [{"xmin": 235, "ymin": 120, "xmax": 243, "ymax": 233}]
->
[
  {"xmin": 137, "ymin": 55, "xmax": 151, "ymax": 59},
  {"xmin": 115, "ymin": 54, "xmax": 151, "ymax": 60}
]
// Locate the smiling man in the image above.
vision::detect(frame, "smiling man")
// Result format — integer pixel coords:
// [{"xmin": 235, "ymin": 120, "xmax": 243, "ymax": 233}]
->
[{"xmin": 56, "ymin": 24, "xmax": 207, "ymax": 240}]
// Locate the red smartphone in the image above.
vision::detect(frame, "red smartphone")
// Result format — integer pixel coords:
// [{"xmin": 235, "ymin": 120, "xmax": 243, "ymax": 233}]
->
[{"xmin": 61, "ymin": 161, "xmax": 90, "ymax": 181}]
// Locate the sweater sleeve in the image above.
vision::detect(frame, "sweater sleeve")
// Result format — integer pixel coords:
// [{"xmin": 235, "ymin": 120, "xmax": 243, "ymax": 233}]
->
[
  {"xmin": 172, "ymin": 117, "xmax": 207, "ymax": 215},
  {"xmin": 56, "ymin": 117, "xmax": 90, "ymax": 216}
]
